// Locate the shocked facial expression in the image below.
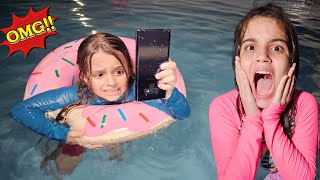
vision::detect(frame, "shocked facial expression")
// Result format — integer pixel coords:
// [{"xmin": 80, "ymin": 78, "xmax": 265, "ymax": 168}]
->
[
  {"xmin": 89, "ymin": 50, "xmax": 128, "ymax": 102},
  {"xmin": 239, "ymin": 17, "xmax": 290, "ymax": 108}
]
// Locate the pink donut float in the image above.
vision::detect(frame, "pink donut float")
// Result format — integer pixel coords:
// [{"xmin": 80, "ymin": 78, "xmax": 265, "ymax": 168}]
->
[{"xmin": 23, "ymin": 37, "xmax": 186, "ymax": 144}]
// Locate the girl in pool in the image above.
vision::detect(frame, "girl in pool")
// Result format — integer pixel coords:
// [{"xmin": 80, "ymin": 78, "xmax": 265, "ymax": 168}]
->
[
  {"xmin": 10, "ymin": 32, "xmax": 190, "ymax": 172},
  {"xmin": 209, "ymin": 3, "xmax": 317, "ymax": 180}
]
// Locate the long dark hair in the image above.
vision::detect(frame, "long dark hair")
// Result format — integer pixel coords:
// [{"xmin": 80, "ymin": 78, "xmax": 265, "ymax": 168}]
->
[
  {"xmin": 56, "ymin": 32, "xmax": 134, "ymax": 122},
  {"xmin": 233, "ymin": 3, "xmax": 299, "ymax": 139}
]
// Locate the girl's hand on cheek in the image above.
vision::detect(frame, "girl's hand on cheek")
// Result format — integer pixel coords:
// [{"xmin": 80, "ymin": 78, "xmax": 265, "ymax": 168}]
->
[
  {"xmin": 272, "ymin": 63, "xmax": 296, "ymax": 107},
  {"xmin": 235, "ymin": 56, "xmax": 260, "ymax": 115},
  {"xmin": 155, "ymin": 60, "xmax": 177, "ymax": 99}
]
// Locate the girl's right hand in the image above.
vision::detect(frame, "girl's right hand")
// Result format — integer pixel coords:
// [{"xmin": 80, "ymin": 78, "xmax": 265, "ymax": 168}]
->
[
  {"xmin": 235, "ymin": 56, "xmax": 260, "ymax": 115},
  {"xmin": 66, "ymin": 129, "xmax": 103, "ymax": 149}
]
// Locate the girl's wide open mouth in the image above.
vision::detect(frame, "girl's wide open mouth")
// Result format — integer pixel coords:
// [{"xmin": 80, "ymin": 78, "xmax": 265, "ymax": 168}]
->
[{"xmin": 254, "ymin": 70, "xmax": 273, "ymax": 98}]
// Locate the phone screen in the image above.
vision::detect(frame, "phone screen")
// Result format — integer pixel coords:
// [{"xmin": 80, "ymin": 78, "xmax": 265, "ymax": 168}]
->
[{"xmin": 135, "ymin": 29, "xmax": 171, "ymax": 101}]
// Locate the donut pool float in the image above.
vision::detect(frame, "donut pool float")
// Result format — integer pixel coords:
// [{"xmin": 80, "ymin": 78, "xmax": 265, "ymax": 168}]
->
[{"xmin": 23, "ymin": 36, "xmax": 186, "ymax": 144}]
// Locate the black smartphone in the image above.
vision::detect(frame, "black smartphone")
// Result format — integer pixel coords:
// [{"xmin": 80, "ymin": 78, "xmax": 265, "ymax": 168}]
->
[{"xmin": 135, "ymin": 29, "xmax": 171, "ymax": 101}]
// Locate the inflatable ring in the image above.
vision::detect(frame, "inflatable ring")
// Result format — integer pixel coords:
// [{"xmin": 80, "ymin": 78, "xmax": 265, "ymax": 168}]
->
[{"xmin": 23, "ymin": 37, "xmax": 186, "ymax": 145}]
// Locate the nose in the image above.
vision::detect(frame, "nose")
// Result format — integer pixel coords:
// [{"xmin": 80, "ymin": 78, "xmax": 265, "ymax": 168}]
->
[
  {"xmin": 105, "ymin": 74, "xmax": 116, "ymax": 86},
  {"xmin": 256, "ymin": 48, "xmax": 271, "ymax": 63}
]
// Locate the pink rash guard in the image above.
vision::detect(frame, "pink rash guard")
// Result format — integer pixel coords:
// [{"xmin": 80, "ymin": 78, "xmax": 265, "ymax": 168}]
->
[{"xmin": 208, "ymin": 89, "xmax": 318, "ymax": 180}]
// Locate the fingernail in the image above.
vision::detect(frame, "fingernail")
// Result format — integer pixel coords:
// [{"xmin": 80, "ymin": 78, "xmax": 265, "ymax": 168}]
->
[{"xmin": 160, "ymin": 63, "xmax": 166, "ymax": 69}]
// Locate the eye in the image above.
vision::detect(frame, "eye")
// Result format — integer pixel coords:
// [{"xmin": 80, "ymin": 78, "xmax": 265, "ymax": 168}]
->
[
  {"xmin": 93, "ymin": 73, "xmax": 104, "ymax": 78},
  {"xmin": 245, "ymin": 45, "xmax": 255, "ymax": 51},
  {"xmin": 115, "ymin": 69, "xmax": 125, "ymax": 76},
  {"xmin": 272, "ymin": 46, "xmax": 284, "ymax": 52}
]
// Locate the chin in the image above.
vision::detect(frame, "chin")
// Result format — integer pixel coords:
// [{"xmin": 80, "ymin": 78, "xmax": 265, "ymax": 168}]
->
[
  {"xmin": 105, "ymin": 96, "xmax": 121, "ymax": 102},
  {"xmin": 256, "ymin": 99, "xmax": 272, "ymax": 109}
]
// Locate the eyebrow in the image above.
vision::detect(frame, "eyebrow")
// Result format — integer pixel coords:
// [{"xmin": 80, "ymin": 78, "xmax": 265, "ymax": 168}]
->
[
  {"xmin": 242, "ymin": 38, "xmax": 256, "ymax": 44},
  {"xmin": 271, "ymin": 38, "xmax": 287, "ymax": 44},
  {"xmin": 92, "ymin": 66, "xmax": 124, "ymax": 73},
  {"xmin": 242, "ymin": 38, "xmax": 287, "ymax": 44},
  {"xmin": 91, "ymin": 69, "xmax": 106, "ymax": 74},
  {"xmin": 114, "ymin": 65, "xmax": 124, "ymax": 69}
]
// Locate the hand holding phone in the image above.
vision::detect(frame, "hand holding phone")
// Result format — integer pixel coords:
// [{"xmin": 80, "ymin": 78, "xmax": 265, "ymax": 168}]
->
[
  {"xmin": 135, "ymin": 29, "xmax": 171, "ymax": 101},
  {"xmin": 155, "ymin": 60, "xmax": 177, "ymax": 99}
]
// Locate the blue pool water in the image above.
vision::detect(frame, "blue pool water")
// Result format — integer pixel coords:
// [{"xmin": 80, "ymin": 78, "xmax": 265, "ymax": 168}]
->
[{"xmin": 0, "ymin": 1, "xmax": 319, "ymax": 179}]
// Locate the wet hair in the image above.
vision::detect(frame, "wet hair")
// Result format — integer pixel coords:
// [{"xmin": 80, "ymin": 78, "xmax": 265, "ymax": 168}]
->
[
  {"xmin": 56, "ymin": 32, "xmax": 134, "ymax": 123},
  {"xmin": 232, "ymin": 3, "xmax": 299, "ymax": 139},
  {"xmin": 76, "ymin": 32, "xmax": 134, "ymax": 102}
]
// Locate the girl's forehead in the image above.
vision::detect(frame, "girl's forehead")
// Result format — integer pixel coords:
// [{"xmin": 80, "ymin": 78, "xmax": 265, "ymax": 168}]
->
[
  {"xmin": 91, "ymin": 52, "xmax": 121, "ymax": 66},
  {"xmin": 243, "ymin": 17, "xmax": 286, "ymax": 39}
]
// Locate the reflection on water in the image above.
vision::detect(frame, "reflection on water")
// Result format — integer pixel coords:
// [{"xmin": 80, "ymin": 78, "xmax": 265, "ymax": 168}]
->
[{"xmin": 0, "ymin": 0, "xmax": 319, "ymax": 179}]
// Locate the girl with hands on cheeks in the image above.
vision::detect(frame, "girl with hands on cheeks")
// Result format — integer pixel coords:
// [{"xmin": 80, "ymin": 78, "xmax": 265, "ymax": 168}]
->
[
  {"xmin": 209, "ymin": 3, "xmax": 318, "ymax": 180},
  {"xmin": 234, "ymin": 57, "xmax": 296, "ymax": 116}
]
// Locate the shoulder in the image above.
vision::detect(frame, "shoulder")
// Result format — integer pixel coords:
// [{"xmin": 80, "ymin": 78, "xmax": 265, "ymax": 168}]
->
[
  {"xmin": 293, "ymin": 90, "xmax": 318, "ymax": 125},
  {"xmin": 55, "ymin": 85, "xmax": 78, "ymax": 93},
  {"xmin": 209, "ymin": 89, "xmax": 239, "ymax": 123},
  {"xmin": 30, "ymin": 85, "xmax": 79, "ymax": 105},
  {"xmin": 290, "ymin": 90, "xmax": 318, "ymax": 141},
  {"xmin": 42, "ymin": 86, "xmax": 78, "ymax": 100},
  {"xmin": 209, "ymin": 89, "xmax": 238, "ymax": 110},
  {"xmin": 59, "ymin": 86, "xmax": 78, "ymax": 97},
  {"xmin": 10, "ymin": 86, "xmax": 79, "ymax": 115},
  {"xmin": 208, "ymin": 90, "xmax": 241, "ymax": 134},
  {"xmin": 294, "ymin": 90, "xmax": 318, "ymax": 110},
  {"xmin": 35, "ymin": 85, "xmax": 77, "ymax": 96}
]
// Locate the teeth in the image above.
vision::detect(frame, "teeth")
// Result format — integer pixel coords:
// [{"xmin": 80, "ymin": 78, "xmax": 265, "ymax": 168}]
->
[
  {"xmin": 257, "ymin": 89, "xmax": 272, "ymax": 96},
  {"xmin": 104, "ymin": 89, "xmax": 118, "ymax": 92},
  {"xmin": 256, "ymin": 71, "xmax": 270, "ymax": 75}
]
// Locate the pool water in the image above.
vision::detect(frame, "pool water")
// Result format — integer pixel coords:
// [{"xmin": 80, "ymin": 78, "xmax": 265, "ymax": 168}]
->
[{"xmin": 0, "ymin": 0, "xmax": 319, "ymax": 179}]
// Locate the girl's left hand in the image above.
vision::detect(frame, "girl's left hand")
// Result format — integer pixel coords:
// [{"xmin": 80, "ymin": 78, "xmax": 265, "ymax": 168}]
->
[
  {"xmin": 155, "ymin": 60, "xmax": 177, "ymax": 99},
  {"xmin": 66, "ymin": 129, "xmax": 103, "ymax": 149},
  {"xmin": 272, "ymin": 63, "xmax": 296, "ymax": 106}
]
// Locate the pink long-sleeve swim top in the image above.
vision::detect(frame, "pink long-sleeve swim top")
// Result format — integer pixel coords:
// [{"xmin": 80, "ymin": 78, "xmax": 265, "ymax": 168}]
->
[{"xmin": 209, "ymin": 89, "xmax": 318, "ymax": 180}]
